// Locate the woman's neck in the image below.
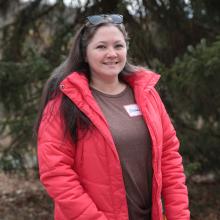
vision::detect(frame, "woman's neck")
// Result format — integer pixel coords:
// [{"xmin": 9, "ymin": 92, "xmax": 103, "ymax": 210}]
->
[{"xmin": 90, "ymin": 77, "xmax": 127, "ymax": 95}]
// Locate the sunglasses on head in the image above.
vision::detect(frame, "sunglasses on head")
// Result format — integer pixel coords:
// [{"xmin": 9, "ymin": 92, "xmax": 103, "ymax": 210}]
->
[{"xmin": 86, "ymin": 14, "xmax": 123, "ymax": 25}]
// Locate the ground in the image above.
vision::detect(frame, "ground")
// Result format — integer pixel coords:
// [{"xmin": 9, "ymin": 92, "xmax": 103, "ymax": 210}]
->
[{"xmin": 0, "ymin": 172, "xmax": 220, "ymax": 220}]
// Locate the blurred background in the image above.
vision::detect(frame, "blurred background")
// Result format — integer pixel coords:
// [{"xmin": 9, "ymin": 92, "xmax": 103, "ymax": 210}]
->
[{"xmin": 0, "ymin": 0, "xmax": 220, "ymax": 219}]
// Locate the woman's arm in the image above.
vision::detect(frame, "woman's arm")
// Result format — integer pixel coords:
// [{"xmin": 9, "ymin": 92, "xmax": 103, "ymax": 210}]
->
[
  {"xmin": 37, "ymin": 97, "xmax": 107, "ymax": 220},
  {"xmin": 155, "ymin": 91, "xmax": 190, "ymax": 220}
]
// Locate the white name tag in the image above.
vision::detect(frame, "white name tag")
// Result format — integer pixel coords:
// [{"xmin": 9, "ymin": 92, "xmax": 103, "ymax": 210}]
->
[{"xmin": 124, "ymin": 104, "xmax": 142, "ymax": 117}]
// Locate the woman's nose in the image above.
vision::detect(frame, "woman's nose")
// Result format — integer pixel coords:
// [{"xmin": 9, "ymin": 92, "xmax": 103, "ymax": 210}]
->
[{"xmin": 106, "ymin": 47, "xmax": 117, "ymax": 57}]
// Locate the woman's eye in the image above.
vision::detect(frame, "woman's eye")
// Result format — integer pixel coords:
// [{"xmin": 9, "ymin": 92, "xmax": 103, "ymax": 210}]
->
[
  {"xmin": 115, "ymin": 44, "xmax": 124, "ymax": 48},
  {"xmin": 96, "ymin": 45, "xmax": 106, "ymax": 49}
]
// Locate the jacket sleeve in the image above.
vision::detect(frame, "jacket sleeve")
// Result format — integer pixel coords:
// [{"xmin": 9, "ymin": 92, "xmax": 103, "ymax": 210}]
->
[
  {"xmin": 155, "ymin": 91, "xmax": 190, "ymax": 220},
  {"xmin": 37, "ymin": 97, "xmax": 107, "ymax": 220}
]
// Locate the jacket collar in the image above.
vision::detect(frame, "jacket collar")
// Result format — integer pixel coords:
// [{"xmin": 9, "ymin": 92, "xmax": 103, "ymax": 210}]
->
[
  {"xmin": 60, "ymin": 69, "xmax": 160, "ymax": 95},
  {"xmin": 124, "ymin": 69, "xmax": 160, "ymax": 89}
]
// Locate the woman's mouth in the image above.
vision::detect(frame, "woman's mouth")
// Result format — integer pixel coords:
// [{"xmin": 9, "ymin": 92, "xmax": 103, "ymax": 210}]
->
[{"xmin": 103, "ymin": 61, "xmax": 119, "ymax": 65}]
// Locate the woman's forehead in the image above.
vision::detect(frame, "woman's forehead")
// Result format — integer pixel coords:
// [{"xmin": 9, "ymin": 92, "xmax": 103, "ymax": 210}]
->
[{"xmin": 90, "ymin": 25, "xmax": 125, "ymax": 42}]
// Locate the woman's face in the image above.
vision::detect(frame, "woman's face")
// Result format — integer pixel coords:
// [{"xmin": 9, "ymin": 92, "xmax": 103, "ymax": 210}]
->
[{"xmin": 86, "ymin": 25, "xmax": 127, "ymax": 82}]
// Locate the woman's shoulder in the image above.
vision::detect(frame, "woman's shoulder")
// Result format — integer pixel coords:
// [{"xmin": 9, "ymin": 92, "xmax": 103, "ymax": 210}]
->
[
  {"xmin": 43, "ymin": 94, "xmax": 63, "ymax": 118},
  {"xmin": 125, "ymin": 67, "xmax": 161, "ymax": 88}
]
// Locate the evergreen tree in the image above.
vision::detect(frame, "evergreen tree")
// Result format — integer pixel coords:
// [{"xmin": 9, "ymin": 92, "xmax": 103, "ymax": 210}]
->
[{"xmin": 0, "ymin": 0, "xmax": 219, "ymax": 173}]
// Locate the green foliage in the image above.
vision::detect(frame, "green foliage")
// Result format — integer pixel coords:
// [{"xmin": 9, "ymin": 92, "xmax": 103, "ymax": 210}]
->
[
  {"xmin": 184, "ymin": 162, "xmax": 202, "ymax": 178},
  {"xmin": 0, "ymin": 0, "xmax": 220, "ymax": 174},
  {"xmin": 170, "ymin": 38, "xmax": 220, "ymax": 118},
  {"xmin": 159, "ymin": 36, "xmax": 220, "ymax": 172},
  {"xmin": 0, "ymin": 54, "xmax": 53, "ymax": 171}
]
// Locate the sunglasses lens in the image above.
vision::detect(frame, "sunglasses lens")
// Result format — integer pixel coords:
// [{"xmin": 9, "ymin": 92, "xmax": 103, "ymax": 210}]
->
[
  {"xmin": 87, "ymin": 15, "xmax": 103, "ymax": 25},
  {"xmin": 87, "ymin": 14, "xmax": 123, "ymax": 25},
  {"xmin": 110, "ymin": 14, "xmax": 123, "ymax": 24}
]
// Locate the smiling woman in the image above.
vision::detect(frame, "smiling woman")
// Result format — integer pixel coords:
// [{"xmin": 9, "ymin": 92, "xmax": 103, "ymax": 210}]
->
[
  {"xmin": 86, "ymin": 25, "xmax": 127, "ymax": 94},
  {"xmin": 35, "ymin": 14, "xmax": 190, "ymax": 220}
]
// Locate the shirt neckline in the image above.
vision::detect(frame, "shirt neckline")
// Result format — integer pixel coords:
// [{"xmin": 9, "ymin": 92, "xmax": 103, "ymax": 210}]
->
[{"xmin": 91, "ymin": 85, "xmax": 129, "ymax": 98}]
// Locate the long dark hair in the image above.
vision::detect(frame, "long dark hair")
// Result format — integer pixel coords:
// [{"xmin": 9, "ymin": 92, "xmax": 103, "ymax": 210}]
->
[{"xmin": 35, "ymin": 19, "xmax": 138, "ymax": 143}]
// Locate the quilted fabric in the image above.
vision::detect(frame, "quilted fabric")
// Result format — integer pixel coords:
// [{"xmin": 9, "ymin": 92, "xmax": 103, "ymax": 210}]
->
[{"xmin": 38, "ymin": 70, "xmax": 190, "ymax": 220}]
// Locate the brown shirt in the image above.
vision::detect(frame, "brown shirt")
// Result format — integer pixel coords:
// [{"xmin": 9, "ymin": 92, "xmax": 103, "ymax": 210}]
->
[{"xmin": 91, "ymin": 85, "xmax": 152, "ymax": 220}]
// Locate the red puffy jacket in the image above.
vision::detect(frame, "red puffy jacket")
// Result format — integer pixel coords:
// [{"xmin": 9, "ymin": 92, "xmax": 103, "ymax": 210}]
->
[{"xmin": 38, "ymin": 70, "xmax": 190, "ymax": 220}]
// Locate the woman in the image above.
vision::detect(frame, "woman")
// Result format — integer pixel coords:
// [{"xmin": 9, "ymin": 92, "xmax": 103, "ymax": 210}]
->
[{"xmin": 36, "ymin": 14, "xmax": 190, "ymax": 220}]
